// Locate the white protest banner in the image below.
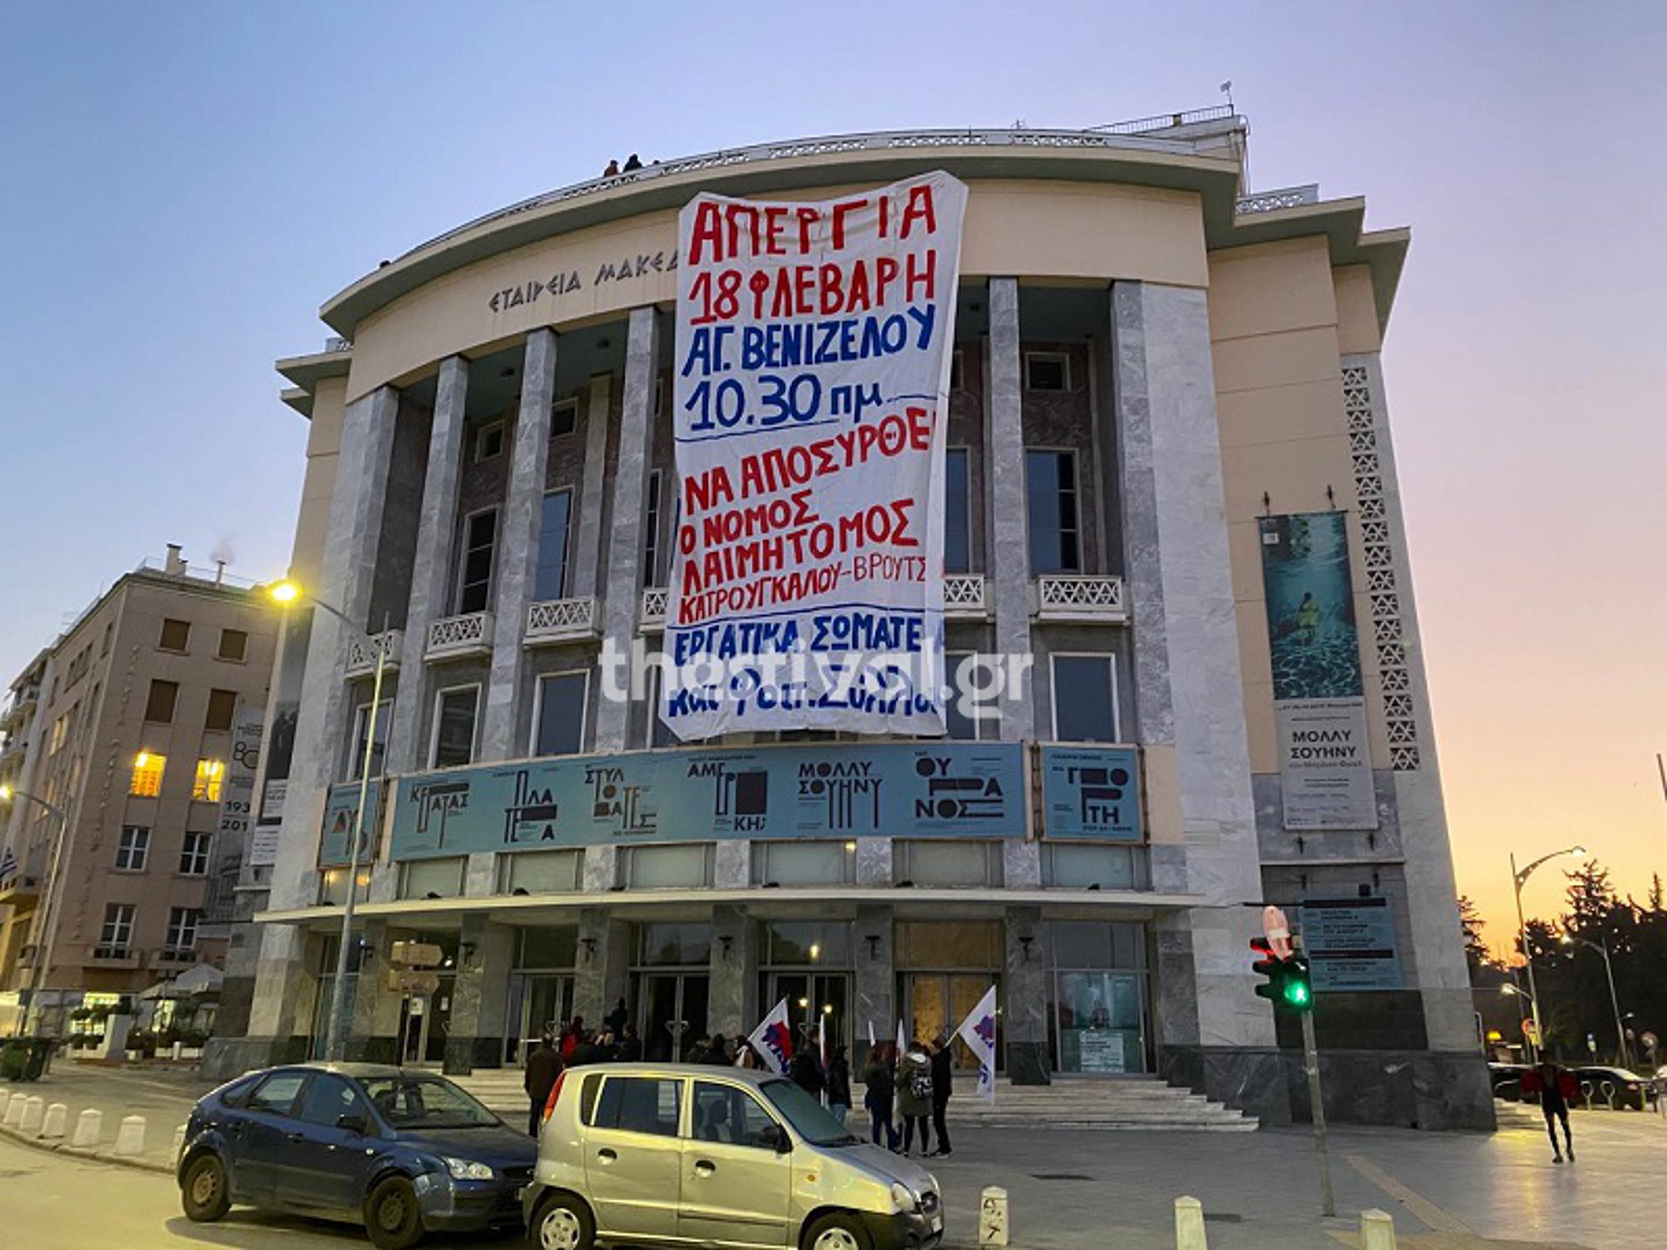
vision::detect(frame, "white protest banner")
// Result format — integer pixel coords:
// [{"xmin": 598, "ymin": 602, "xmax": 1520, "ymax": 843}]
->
[
  {"xmin": 663, "ymin": 172, "xmax": 968, "ymax": 739},
  {"xmin": 955, "ymin": 985, "xmax": 998, "ymax": 1102}
]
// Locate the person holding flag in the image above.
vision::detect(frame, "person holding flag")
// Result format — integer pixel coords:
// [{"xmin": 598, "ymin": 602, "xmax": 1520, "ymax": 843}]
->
[
  {"xmin": 745, "ymin": 999, "xmax": 794, "ymax": 1076},
  {"xmin": 954, "ymin": 985, "xmax": 999, "ymax": 1102}
]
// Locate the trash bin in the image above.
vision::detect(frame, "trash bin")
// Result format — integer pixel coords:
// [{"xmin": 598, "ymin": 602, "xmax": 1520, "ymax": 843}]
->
[{"xmin": 0, "ymin": 1038, "xmax": 52, "ymax": 1082}]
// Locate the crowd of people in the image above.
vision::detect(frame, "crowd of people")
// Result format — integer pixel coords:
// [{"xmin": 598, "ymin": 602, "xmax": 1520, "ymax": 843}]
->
[{"xmin": 524, "ymin": 1007, "xmax": 960, "ymax": 1159}]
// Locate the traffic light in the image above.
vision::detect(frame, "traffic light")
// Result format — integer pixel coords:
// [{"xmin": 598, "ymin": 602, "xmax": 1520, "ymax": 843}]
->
[{"xmin": 1250, "ymin": 940, "xmax": 1314, "ymax": 1014}]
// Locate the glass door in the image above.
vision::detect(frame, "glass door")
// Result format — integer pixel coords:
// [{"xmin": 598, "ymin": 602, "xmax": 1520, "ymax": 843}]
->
[
  {"xmin": 639, "ymin": 973, "xmax": 710, "ymax": 1061},
  {"xmin": 1054, "ymin": 971, "xmax": 1144, "ymax": 1074},
  {"xmin": 768, "ymin": 972, "xmax": 850, "ymax": 1058},
  {"xmin": 903, "ymin": 974, "xmax": 997, "ymax": 1071},
  {"xmin": 507, "ymin": 973, "xmax": 574, "ymax": 1065}
]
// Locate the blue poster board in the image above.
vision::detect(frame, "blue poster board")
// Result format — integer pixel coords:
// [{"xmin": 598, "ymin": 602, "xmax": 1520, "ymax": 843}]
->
[
  {"xmin": 319, "ymin": 780, "xmax": 383, "ymax": 867},
  {"xmin": 388, "ymin": 741, "xmax": 1026, "ymax": 861},
  {"xmin": 1299, "ymin": 897, "xmax": 1403, "ymax": 991},
  {"xmin": 1038, "ymin": 746, "xmax": 1142, "ymax": 841}
]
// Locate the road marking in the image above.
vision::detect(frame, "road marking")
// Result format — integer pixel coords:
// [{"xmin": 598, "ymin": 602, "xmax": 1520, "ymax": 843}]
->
[{"xmin": 1347, "ymin": 1153, "xmax": 1475, "ymax": 1236}]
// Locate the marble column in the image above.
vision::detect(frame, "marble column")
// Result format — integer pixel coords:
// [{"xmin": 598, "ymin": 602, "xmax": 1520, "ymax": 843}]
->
[
  {"xmin": 595, "ymin": 307, "xmax": 659, "ymax": 750},
  {"xmin": 707, "ymin": 905, "xmax": 757, "ymax": 1040},
  {"xmin": 481, "ymin": 330, "xmax": 558, "ymax": 759},
  {"xmin": 345, "ymin": 920, "xmax": 400, "ymax": 1064},
  {"xmin": 387, "ymin": 355, "xmax": 469, "ymax": 774},
  {"xmin": 852, "ymin": 904, "xmax": 894, "ymax": 1067},
  {"xmin": 247, "ymin": 385, "xmax": 399, "ymax": 1056},
  {"xmin": 573, "ymin": 907, "xmax": 631, "ymax": 1027},
  {"xmin": 444, "ymin": 915, "xmax": 514, "ymax": 1073},
  {"xmin": 570, "ymin": 374, "xmax": 612, "ymax": 599},
  {"xmin": 1003, "ymin": 906, "xmax": 1050, "ymax": 1084},
  {"xmin": 1112, "ymin": 283, "xmax": 1278, "ymax": 1113},
  {"xmin": 985, "ymin": 278, "xmax": 1034, "ymax": 741}
]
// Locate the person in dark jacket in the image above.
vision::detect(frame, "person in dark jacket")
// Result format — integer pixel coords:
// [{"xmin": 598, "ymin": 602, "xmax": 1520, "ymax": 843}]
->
[
  {"xmin": 523, "ymin": 1032, "xmax": 562, "ymax": 1137},
  {"xmin": 826, "ymin": 1045, "xmax": 852, "ymax": 1125},
  {"xmin": 897, "ymin": 1042, "xmax": 933, "ymax": 1156},
  {"xmin": 789, "ymin": 1043, "xmax": 825, "ymax": 1099},
  {"xmin": 605, "ymin": 997, "xmax": 629, "ymax": 1036},
  {"xmin": 1529, "ymin": 1059, "xmax": 1576, "ymax": 1162},
  {"xmin": 618, "ymin": 1024, "xmax": 643, "ymax": 1062},
  {"xmin": 568, "ymin": 1030, "xmax": 601, "ymax": 1068},
  {"xmin": 927, "ymin": 1033, "xmax": 954, "ymax": 1157},
  {"xmin": 863, "ymin": 1042, "xmax": 899, "ymax": 1148}
]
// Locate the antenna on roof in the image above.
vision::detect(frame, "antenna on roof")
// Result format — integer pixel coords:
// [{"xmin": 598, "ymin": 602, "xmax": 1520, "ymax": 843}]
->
[{"xmin": 1219, "ymin": 80, "xmax": 1235, "ymax": 112}]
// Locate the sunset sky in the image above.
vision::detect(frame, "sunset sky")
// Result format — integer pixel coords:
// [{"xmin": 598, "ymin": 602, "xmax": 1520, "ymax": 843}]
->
[{"xmin": 1, "ymin": 2, "xmax": 1661, "ymax": 944}]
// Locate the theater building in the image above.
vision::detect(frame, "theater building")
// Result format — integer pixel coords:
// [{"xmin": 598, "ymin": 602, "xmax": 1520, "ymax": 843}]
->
[{"xmin": 216, "ymin": 109, "xmax": 1491, "ymax": 1128}]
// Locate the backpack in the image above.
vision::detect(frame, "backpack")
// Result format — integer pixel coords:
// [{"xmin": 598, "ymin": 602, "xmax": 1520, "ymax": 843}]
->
[{"xmin": 909, "ymin": 1063, "xmax": 933, "ymax": 1101}]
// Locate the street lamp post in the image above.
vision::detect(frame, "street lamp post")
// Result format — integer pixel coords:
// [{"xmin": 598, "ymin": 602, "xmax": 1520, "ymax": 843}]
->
[
  {"xmin": 269, "ymin": 580, "xmax": 389, "ymax": 1063},
  {"xmin": 0, "ymin": 786, "xmax": 71, "ymax": 1038},
  {"xmin": 1510, "ymin": 844, "xmax": 1585, "ymax": 1061},
  {"xmin": 1562, "ymin": 934, "xmax": 1631, "ymax": 1071}
]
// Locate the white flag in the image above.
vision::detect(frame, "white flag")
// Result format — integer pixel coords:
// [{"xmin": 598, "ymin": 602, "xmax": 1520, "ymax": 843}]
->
[
  {"xmin": 867, "ymin": 1020, "xmax": 877, "ymax": 1049},
  {"xmin": 954, "ymin": 986, "xmax": 998, "ymax": 1102},
  {"xmin": 896, "ymin": 1018, "xmax": 907, "ymax": 1059},
  {"xmin": 746, "ymin": 998, "xmax": 793, "ymax": 1075}
]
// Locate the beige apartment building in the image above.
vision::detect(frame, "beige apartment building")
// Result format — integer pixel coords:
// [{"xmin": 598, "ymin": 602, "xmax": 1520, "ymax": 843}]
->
[
  {"xmin": 215, "ymin": 107, "xmax": 1490, "ymax": 1128},
  {"xmin": 0, "ymin": 548, "xmax": 277, "ymax": 1032}
]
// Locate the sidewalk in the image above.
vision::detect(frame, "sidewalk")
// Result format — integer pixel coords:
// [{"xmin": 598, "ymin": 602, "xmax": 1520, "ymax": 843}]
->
[{"xmin": 0, "ymin": 1060, "xmax": 215, "ymax": 1173}]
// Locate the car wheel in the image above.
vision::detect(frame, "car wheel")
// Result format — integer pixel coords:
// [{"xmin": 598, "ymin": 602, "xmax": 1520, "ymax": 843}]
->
[
  {"xmin": 529, "ymin": 1191, "xmax": 595, "ymax": 1250},
  {"xmin": 364, "ymin": 1175, "xmax": 425, "ymax": 1250},
  {"xmin": 803, "ymin": 1212, "xmax": 874, "ymax": 1250},
  {"xmin": 180, "ymin": 1153, "xmax": 231, "ymax": 1222}
]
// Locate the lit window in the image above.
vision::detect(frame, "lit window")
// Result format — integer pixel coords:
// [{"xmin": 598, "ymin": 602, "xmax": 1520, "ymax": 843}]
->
[
  {"xmin": 131, "ymin": 752, "xmax": 166, "ymax": 797},
  {"xmin": 193, "ymin": 758, "xmax": 224, "ymax": 802},
  {"xmin": 115, "ymin": 826, "xmax": 150, "ymax": 871},
  {"xmin": 179, "ymin": 831, "xmax": 211, "ymax": 876}
]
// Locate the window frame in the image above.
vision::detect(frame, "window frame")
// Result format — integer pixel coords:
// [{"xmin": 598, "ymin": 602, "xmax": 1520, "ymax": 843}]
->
[
  {"xmin": 591, "ymin": 1074, "xmax": 685, "ymax": 1139},
  {"xmin": 944, "ymin": 446, "xmax": 971, "ymax": 575},
  {"xmin": 1024, "ymin": 350, "xmax": 1071, "ymax": 392},
  {"xmin": 99, "ymin": 902, "xmax": 136, "ymax": 955},
  {"xmin": 943, "ymin": 650, "xmax": 997, "ymax": 741},
  {"xmin": 217, "ymin": 628, "xmax": 249, "ymax": 662},
  {"xmin": 158, "ymin": 618, "xmax": 191, "ymax": 653},
  {"xmin": 530, "ymin": 669, "xmax": 590, "ymax": 758},
  {"xmin": 533, "ymin": 487, "xmax": 575, "ymax": 603},
  {"xmin": 428, "ymin": 683, "xmax": 482, "ymax": 769},
  {"xmin": 1025, "ymin": 447, "xmax": 1083, "ymax": 575},
  {"xmin": 949, "ymin": 348, "xmax": 965, "ymax": 392},
  {"xmin": 204, "ymin": 688, "xmax": 238, "ymax": 733},
  {"xmin": 1048, "ymin": 652, "xmax": 1121, "ymax": 743},
  {"xmin": 751, "ymin": 840, "xmax": 858, "ymax": 888},
  {"xmin": 165, "ymin": 906, "xmax": 201, "ymax": 955},
  {"xmin": 455, "ymin": 505, "xmax": 500, "ymax": 615},
  {"xmin": 348, "ymin": 698, "xmax": 393, "ymax": 782},
  {"xmin": 893, "ymin": 839, "xmax": 1004, "ymax": 889},
  {"xmin": 115, "ymin": 825, "xmax": 150, "ymax": 872},
  {"xmin": 644, "ymin": 469, "xmax": 663, "ymax": 588},
  {"xmin": 622, "ymin": 843, "xmax": 715, "ymax": 891},
  {"xmin": 192, "ymin": 758, "xmax": 225, "ymax": 802},
  {"xmin": 130, "ymin": 751, "xmax": 166, "ymax": 798},
  {"xmin": 550, "ymin": 396, "xmax": 579, "ymax": 438},
  {"xmin": 144, "ymin": 679, "xmax": 179, "ymax": 725},
  {"xmin": 179, "ymin": 830, "xmax": 211, "ymax": 876},
  {"xmin": 397, "ymin": 856, "xmax": 467, "ymax": 900},
  {"xmin": 473, "ymin": 418, "xmax": 507, "ymax": 463},
  {"xmin": 498, "ymin": 848, "xmax": 583, "ymax": 895}
]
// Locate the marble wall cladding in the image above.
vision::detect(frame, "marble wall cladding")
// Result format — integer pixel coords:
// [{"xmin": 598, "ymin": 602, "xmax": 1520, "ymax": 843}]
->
[
  {"xmin": 1148, "ymin": 845, "xmax": 1190, "ymax": 895},
  {"xmin": 713, "ymin": 840, "xmax": 750, "ymax": 890},
  {"xmin": 853, "ymin": 904, "xmax": 894, "ymax": 1043},
  {"xmin": 573, "ymin": 909, "xmax": 631, "ymax": 1026},
  {"xmin": 1253, "ymin": 770, "xmax": 1407, "ymax": 863},
  {"xmin": 1002, "ymin": 839, "xmax": 1041, "ymax": 889},
  {"xmin": 1004, "ymin": 906, "xmax": 1051, "ymax": 1085},
  {"xmin": 708, "ymin": 906, "xmax": 757, "ymax": 1039},
  {"xmin": 582, "ymin": 844, "xmax": 618, "ymax": 893},
  {"xmin": 464, "ymin": 852, "xmax": 498, "ymax": 897},
  {"xmin": 855, "ymin": 837, "xmax": 893, "ymax": 887},
  {"xmin": 985, "ymin": 278, "xmax": 1035, "ymax": 740},
  {"xmin": 1152, "ymin": 916, "xmax": 1201, "ymax": 1047},
  {"xmin": 387, "ymin": 356, "xmax": 469, "ymax": 774}
]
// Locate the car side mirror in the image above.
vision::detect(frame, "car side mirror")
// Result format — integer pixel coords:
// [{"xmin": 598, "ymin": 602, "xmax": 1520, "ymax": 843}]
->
[
  {"xmin": 763, "ymin": 1124, "xmax": 791, "ymax": 1154},
  {"xmin": 336, "ymin": 1113, "xmax": 369, "ymax": 1135}
]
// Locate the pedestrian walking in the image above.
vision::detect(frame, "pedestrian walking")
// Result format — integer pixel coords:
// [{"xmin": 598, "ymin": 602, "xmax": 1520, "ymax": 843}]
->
[
  {"xmin": 827, "ymin": 1045, "xmax": 852, "ymax": 1125},
  {"xmin": 863, "ymin": 1042, "xmax": 900, "ymax": 1148},
  {"xmin": 523, "ymin": 1030, "xmax": 562, "ymax": 1137},
  {"xmin": 898, "ymin": 1041, "xmax": 934, "ymax": 1156},
  {"xmin": 927, "ymin": 1033, "xmax": 954, "ymax": 1157},
  {"xmin": 1524, "ymin": 1059, "xmax": 1577, "ymax": 1162},
  {"xmin": 789, "ymin": 1041, "xmax": 826, "ymax": 1100}
]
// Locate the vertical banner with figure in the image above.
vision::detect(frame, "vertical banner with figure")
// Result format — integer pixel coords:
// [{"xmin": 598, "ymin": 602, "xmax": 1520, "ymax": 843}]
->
[
  {"xmin": 663, "ymin": 172, "xmax": 968, "ymax": 740},
  {"xmin": 1258, "ymin": 512, "xmax": 1378, "ymax": 830}
]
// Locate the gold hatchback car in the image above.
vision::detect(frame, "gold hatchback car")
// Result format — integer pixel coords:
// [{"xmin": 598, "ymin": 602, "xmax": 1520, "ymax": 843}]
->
[{"xmin": 523, "ymin": 1062, "xmax": 944, "ymax": 1250}]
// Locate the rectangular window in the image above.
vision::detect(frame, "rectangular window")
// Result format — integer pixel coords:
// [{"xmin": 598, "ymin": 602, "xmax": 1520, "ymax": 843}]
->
[
  {"xmin": 646, "ymin": 667, "xmax": 677, "ymax": 749},
  {"xmin": 179, "ymin": 831, "xmax": 211, "ymax": 876},
  {"xmin": 159, "ymin": 618, "xmax": 191, "ymax": 652},
  {"xmin": 593, "ymin": 1076, "xmax": 682, "ymax": 1138},
  {"xmin": 643, "ymin": 470, "xmax": 663, "ymax": 587},
  {"xmin": 500, "ymin": 849, "xmax": 582, "ymax": 895},
  {"xmin": 533, "ymin": 490, "xmax": 573, "ymax": 602},
  {"xmin": 131, "ymin": 751, "xmax": 166, "ymax": 797},
  {"xmin": 474, "ymin": 418, "xmax": 506, "ymax": 462},
  {"xmin": 950, "ymin": 349, "xmax": 965, "ymax": 391},
  {"xmin": 193, "ymin": 758, "xmax": 225, "ymax": 802},
  {"xmin": 551, "ymin": 397, "xmax": 578, "ymax": 438},
  {"xmin": 752, "ymin": 840, "xmax": 857, "ymax": 887},
  {"xmin": 399, "ymin": 856, "xmax": 466, "ymax": 900},
  {"xmin": 1044, "ymin": 844, "xmax": 1142, "ymax": 891},
  {"xmin": 1025, "ymin": 351, "xmax": 1070, "ymax": 392},
  {"xmin": 165, "ymin": 907, "xmax": 200, "ymax": 955},
  {"xmin": 1026, "ymin": 450, "xmax": 1081, "ymax": 574},
  {"xmin": 98, "ymin": 903, "xmax": 135, "ymax": 957},
  {"xmin": 349, "ymin": 700, "xmax": 391, "ymax": 780},
  {"xmin": 1051, "ymin": 654, "xmax": 1119, "ymax": 742},
  {"xmin": 205, "ymin": 688, "xmax": 237, "ymax": 732},
  {"xmin": 533, "ymin": 672, "xmax": 588, "ymax": 757},
  {"xmin": 144, "ymin": 679, "xmax": 179, "ymax": 724},
  {"xmin": 430, "ymin": 686, "xmax": 480, "ymax": 768},
  {"xmin": 945, "ymin": 448, "xmax": 970, "ymax": 574},
  {"xmin": 49, "ymin": 714, "xmax": 69, "ymax": 754},
  {"xmin": 319, "ymin": 867, "xmax": 371, "ymax": 906},
  {"xmin": 943, "ymin": 652, "xmax": 995, "ymax": 741},
  {"xmin": 457, "ymin": 509, "xmax": 499, "ymax": 614},
  {"xmin": 218, "ymin": 628, "xmax": 248, "ymax": 662},
  {"xmin": 623, "ymin": 843, "xmax": 713, "ymax": 890},
  {"xmin": 894, "ymin": 840, "xmax": 1003, "ymax": 888},
  {"xmin": 115, "ymin": 826, "xmax": 150, "ymax": 871}
]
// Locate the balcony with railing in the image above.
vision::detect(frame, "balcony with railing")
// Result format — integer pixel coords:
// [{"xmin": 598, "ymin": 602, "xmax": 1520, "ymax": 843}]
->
[
  {"xmin": 1032, "ymin": 574, "xmax": 1128, "ymax": 623},
  {"xmin": 525, "ymin": 597, "xmax": 600, "ymax": 646},
  {"xmin": 345, "ymin": 629, "xmax": 404, "ymax": 680},
  {"xmin": 640, "ymin": 587, "xmax": 669, "ymax": 632},
  {"xmin": 944, "ymin": 575, "xmax": 988, "ymax": 620},
  {"xmin": 425, "ymin": 612, "xmax": 494, "ymax": 662}
]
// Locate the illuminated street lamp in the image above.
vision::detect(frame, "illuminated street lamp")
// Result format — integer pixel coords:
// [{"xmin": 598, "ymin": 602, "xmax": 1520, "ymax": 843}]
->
[
  {"xmin": 0, "ymin": 784, "xmax": 71, "ymax": 1037},
  {"xmin": 266, "ymin": 578, "xmax": 389, "ymax": 1062},
  {"xmin": 1510, "ymin": 844, "xmax": 1585, "ymax": 1061},
  {"xmin": 1561, "ymin": 933, "xmax": 1632, "ymax": 1070}
]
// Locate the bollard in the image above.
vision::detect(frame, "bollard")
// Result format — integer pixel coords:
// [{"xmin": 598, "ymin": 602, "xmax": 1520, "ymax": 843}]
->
[
  {"xmin": 113, "ymin": 1114, "xmax": 147, "ymax": 1157},
  {"xmin": 72, "ymin": 1108, "xmax": 103, "ymax": 1147},
  {"xmin": 19, "ymin": 1096, "xmax": 44, "ymax": 1134},
  {"xmin": 172, "ymin": 1123, "xmax": 187, "ymax": 1161},
  {"xmin": 42, "ymin": 1103, "xmax": 68, "ymax": 1140},
  {"xmin": 1360, "ymin": 1209, "xmax": 1397, "ymax": 1250},
  {"xmin": 4, "ymin": 1092, "xmax": 26, "ymax": 1126},
  {"xmin": 979, "ymin": 1186, "xmax": 1009, "ymax": 1247},
  {"xmin": 1175, "ymin": 1196, "xmax": 1208, "ymax": 1250}
]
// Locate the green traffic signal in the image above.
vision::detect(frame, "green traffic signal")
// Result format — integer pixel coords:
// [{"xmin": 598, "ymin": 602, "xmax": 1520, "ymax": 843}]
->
[{"xmin": 1279, "ymin": 956, "xmax": 1314, "ymax": 1014}]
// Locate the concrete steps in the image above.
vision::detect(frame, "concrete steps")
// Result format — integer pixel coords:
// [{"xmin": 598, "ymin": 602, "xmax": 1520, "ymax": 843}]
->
[{"xmin": 454, "ymin": 1070, "xmax": 1257, "ymax": 1133}]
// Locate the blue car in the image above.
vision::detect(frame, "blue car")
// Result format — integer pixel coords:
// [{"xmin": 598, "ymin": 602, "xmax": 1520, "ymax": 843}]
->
[{"xmin": 177, "ymin": 1062, "xmax": 536, "ymax": 1249}]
